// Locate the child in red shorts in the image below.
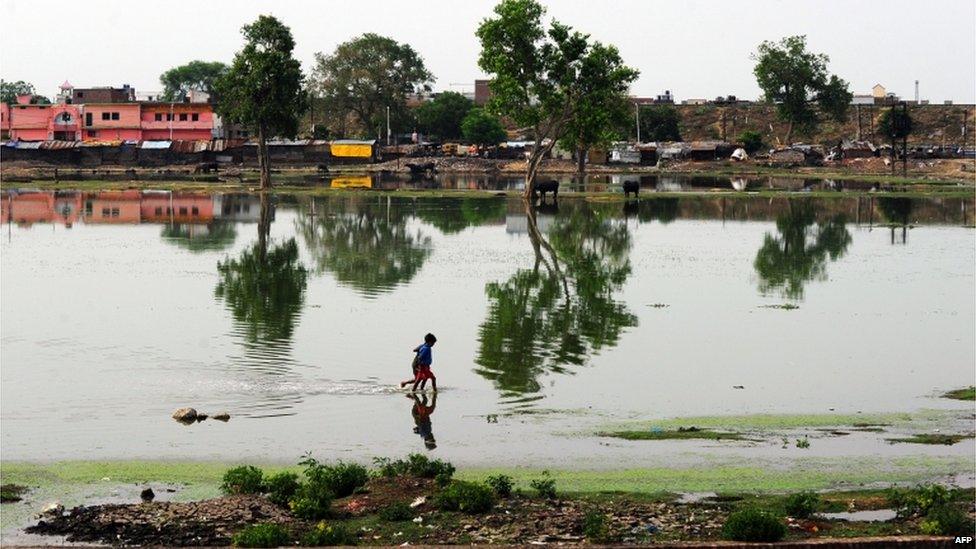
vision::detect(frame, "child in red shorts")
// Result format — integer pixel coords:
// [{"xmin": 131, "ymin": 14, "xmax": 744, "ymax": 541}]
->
[{"xmin": 401, "ymin": 333, "xmax": 437, "ymax": 392}]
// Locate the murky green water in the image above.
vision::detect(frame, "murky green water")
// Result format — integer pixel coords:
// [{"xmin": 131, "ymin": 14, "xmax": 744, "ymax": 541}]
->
[{"xmin": 1, "ymin": 189, "xmax": 973, "ymax": 466}]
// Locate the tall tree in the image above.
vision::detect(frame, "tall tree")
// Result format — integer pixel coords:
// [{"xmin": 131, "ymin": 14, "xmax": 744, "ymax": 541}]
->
[
  {"xmin": 159, "ymin": 61, "xmax": 228, "ymax": 102},
  {"xmin": 560, "ymin": 43, "xmax": 638, "ymax": 175},
  {"xmin": 0, "ymin": 80, "xmax": 50, "ymax": 105},
  {"xmin": 414, "ymin": 91, "xmax": 473, "ymax": 140},
  {"xmin": 752, "ymin": 35, "xmax": 852, "ymax": 144},
  {"xmin": 312, "ymin": 34, "xmax": 432, "ymax": 139},
  {"xmin": 637, "ymin": 105, "xmax": 682, "ymax": 142},
  {"xmin": 461, "ymin": 108, "xmax": 507, "ymax": 147},
  {"xmin": 478, "ymin": 0, "xmax": 619, "ymax": 197},
  {"xmin": 215, "ymin": 15, "xmax": 307, "ymax": 189}
]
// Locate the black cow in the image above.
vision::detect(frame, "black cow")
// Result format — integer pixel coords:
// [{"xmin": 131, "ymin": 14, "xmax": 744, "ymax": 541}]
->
[
  {"xmin": 406, "ymin": 162, "xmax": 437, "ymax": 178},
  {"xmin": 194, "ymin": 162, "xmax": 219, "ymax": 174},
  {"xmin": 623, "ymin": 180, "xmax": 640, "ymax": 199},
  {"xmin": 532, "ymin": 179, "xmax": 559, "ymax": 203}
]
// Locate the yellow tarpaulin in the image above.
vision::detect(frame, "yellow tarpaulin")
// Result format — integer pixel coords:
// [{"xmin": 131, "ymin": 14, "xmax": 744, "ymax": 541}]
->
[
  {"xmin": 330, "ymin": 176, "xmax": 372, "ymax": 189},
  {"xmin": 330, "ymin": 143, "xmax": 374, "ymax": 158}
]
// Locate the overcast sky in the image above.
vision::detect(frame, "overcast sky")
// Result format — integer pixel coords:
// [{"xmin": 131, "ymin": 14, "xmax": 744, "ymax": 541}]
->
[{"xmin": 2, "ymin": 0, "xmax": 974, "ymax": 103}]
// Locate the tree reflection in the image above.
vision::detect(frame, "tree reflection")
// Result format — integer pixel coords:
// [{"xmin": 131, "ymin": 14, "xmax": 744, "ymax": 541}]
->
[
  {"xmin": 162, "ymin": 222, "xmax": 237, "ymax": 253},
  {"xmin": 295, "ymin": 196, "xmax": 431, "ymax": 296},
  {"xmin": 215, "ymin": 194, "xmax": 308, "ymax": 343},
  {"xmin": 754, "ymin": 199, "xmax": 852, "ymax": 300},
  {"xmin": 877, "ymin": 197, "xmax": 913, "ymax": 245},
  {"xmin": 476, "ymin": 201, "xmax": 637, "ymax": 399},
  {"xmin": 413, "ymin": 197, "xmax": 507, "ymax": 234}
]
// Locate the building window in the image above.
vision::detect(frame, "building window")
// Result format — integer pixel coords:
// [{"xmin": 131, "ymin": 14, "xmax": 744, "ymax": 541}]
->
[
  {"xmin": 77, "ymin": 92, "xmax": 84, "ymax": 98},
  {"xmin": 154, "ymin": 113, "xmax": 162, "ymax": 121},
  {"xmin": 101, "ymin": 112, "xmax": 110, "ymax": 120},
  {"xmin": 191, "ymin": 206, "xmax": 199, "ymax": 215},
  {"xmin": 111, "ymin": 112, "xmax": 119, "ymax": 120},
  {"xmin": 102, "ymin": 207, "xmax": 110, "ymax": 217},
  {"xmin": 179, "ymin": 207, "xmax": 188, "ymax": 215},
  {"xmin": 87, "ymin": 130, "xmax": 97, "ymax": 138},
  {"xmin": 166, "ymin": 114, "xmax": 173, "ymax": 121},
  {"xmin": 111, "ymin": 208, "xmax": 120, "ymax": 217},
  {"xmin": 191, "ymin": 113, "xmax": 199, "ymax": 122},
  {"xmin": 155, "ymin": 207, "xmax": 163, "ymax": 215},
  {"xmin": 179, "ymin": 113, "xmax": 188, "ymax": 121}
]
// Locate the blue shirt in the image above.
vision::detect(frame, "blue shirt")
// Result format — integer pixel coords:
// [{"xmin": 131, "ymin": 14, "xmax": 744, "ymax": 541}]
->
[{"xmin": 416, "ymin": 343, "xmax": 432, "ymax": 366}]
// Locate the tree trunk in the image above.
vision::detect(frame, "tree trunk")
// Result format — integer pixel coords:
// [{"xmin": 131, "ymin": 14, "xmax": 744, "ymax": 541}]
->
[
  {"xmin": 257, "ymin": 192, "xmax": 270, "ymax": 263},
  {"xmin": 257, "ymin": 124, "xmax": 271, "ymax": 190},
  {"xmin": 524, "ymin": 148, "xmax": 543, "ymax": 200},
  {"xmin": 784, "ymin": 120, "xmax": 794, "ymax": 146},
  {"xmin": 575, "ymin": 146, "xmax": 587, "ymax": 176}
]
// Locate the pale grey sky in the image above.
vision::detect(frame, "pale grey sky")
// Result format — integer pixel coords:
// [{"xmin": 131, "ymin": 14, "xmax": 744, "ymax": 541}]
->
[{"xmin": 2, "ymin": 0, "xmax": 974, "ymax": 103}]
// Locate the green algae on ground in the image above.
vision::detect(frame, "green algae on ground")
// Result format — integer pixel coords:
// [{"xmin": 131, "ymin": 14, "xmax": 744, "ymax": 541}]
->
[
  {"xmin": 886, "ymin": 433, "xmax": 973, "ymax": 446},
  {"xmin": 598, "ymin": 427, "xmax": 752, "ymax": 442},
  {"xmin": 942, "ymin": 386, "xmax": 975, "ymax": 401},
  {"xmin": 601, "ymin": 410, "xmax": 960, "ymax": 433}
]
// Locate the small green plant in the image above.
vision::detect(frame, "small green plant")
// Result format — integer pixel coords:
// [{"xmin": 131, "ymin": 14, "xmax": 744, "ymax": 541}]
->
[
  {"xmin": 301, "ymin": 521, "xmax": 358, "ymax": 546},
  {"xmin": 300, "ymin": 454, "xmax": 368, "ymax": 498},
  {"xmin": 263, "ymin": 472, "xmax": 300, "ymax": 507},
  {"xmin": 721, "ymin": 508, "xmax": 786, "ymax": 542},
  {"xmin": 289, "ymin": 482, "xmax": 334, "ymax": 520},
  {"xmin": 435, "ymin": 481, "xmax": 495, "ymax": 514},
  {"xmin": 530, "ymin": 471, "xmax": 557, "ymax": 499},
  {"xmin": 887, "ymin": 484, "xmax": 951, "ymax": 518},
  {"xmin": 582, "ymin": 511, "xmax": 610, "ymax": 542},
  {"xmin": 919, "ymin": 504, "xmax": 971, "ymax": 535},
  {"xmin": 378, "ymin": 501, "xmax": 414, "ymax": 522},
  {"xmin": 738, "ymin": 130, "xmax": 764, "ymax": 154},
  {"xmin": 232, "ymin": 523, "xmax": 290, "ymax": 547},
  {"xmin": 485, "ymin": 474, "xmax": 513, "ymax": 498},
  {"xmin": 373, "ymin": 454, "xmax": 455, "ymax": 480},
  {"xmin": 784, "ymin": 491, "xmax": 820, "ymax": 518},
  {"xmin": 222, "ymin": 465, "xmax": 264, "ymax": 495},
  {"xmin": 795, "ymin": 438, "xmax": 810, "ymax": 449}
]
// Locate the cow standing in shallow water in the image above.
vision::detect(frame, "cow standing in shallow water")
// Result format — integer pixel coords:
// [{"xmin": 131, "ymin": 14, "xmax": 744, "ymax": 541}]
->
[
  {"xmin": 623, "ymin": 180, "xmax": 640, "ymax": 199},
  {"xmin": 532, "ymin": 180, "xmax": 559, "ymax": 203}
]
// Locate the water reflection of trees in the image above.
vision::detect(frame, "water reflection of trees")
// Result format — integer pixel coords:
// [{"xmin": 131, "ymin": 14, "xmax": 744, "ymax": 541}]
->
[
  {"xmin": 295, "ymin": 196, "xmax": 432, "ymax": 297},
  {"xmin": 412, "ymin": 197, "xmax": 507, "ymax": 234},
  {"xmin": 161, "ymin": 222, "xmax": 237, "ymax": 252},
  {"xmin": 476, "ymin": 202, "xmax": 637, "ymax": 400},
  {"xmin": 215, "ymin": 195, "xmax": 308, "ymax": 344},
  {"xmin": 754, "ymin": 199, "xmax": 852, "ymax": 300}
]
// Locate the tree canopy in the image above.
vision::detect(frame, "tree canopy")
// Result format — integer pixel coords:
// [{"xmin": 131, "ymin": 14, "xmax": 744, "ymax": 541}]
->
[
  {"xmin": 215, "ymin": 15, "xmax": 307, "ymax": 188},
  {"xmin": 462, "ymin": 108, "xmax": 507, "ymax": 146},
  {"xmin": 559, "ymin": 42, "xmax": 638, "ymax": 173},
  {"xmin": 637, "ymin": 105, "xmax": 682, "ymax": 142},
  {"xmin": 414, "ymin": 92, "xmax": 473, "ymax": 140},
  {"xmin": 160, "ymin": 61, "xmax": 228, "ymax": 102},
  {"xmin": 752, "ymin": 35, "xmax": 852, "ymax": 144},
  {"xmin": 878, "ymin": 106, "xmax": 913, "ymax": 140},
  {"xmin": 1, "ymin": 80, "xmax": 50, "ymax": 105},
  {"xmin": 312, "ymin": 33, "xmax": 432, "ymax": 138}
]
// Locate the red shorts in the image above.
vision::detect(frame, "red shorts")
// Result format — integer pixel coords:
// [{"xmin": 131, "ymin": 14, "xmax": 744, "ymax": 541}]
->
[{"xmin": 414, "ymin": 364, "xmax": 435, "ymax": 381}]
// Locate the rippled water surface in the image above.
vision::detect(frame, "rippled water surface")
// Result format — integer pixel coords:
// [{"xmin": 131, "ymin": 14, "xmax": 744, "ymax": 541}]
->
[{"xmin": 1, "ymin": 188, "xmax": 973, "ymax": 464}]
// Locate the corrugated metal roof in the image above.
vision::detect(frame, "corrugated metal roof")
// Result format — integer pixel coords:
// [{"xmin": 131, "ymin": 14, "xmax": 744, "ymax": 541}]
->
[
  {"xmin": 15, "ymin": 141, "xmax": 43, "ymax": 149},
  {"xmin": 330, "ymin": 139, "xmax": 377, "ymax": 145},
  {"xmin": 140, "ymin": 140, "xmax": 171, "ymax": 149},
  {"xmin": 39, "ymin": 141, "xmax": 81, "ymax": 150}
]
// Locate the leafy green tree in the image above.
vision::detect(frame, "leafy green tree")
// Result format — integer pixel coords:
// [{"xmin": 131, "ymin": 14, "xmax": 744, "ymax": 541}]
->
[
  {"xmin": 560, "ymin": 43, "xmax": 638, "ymax": 174},
  {"xmin": 738, "ymin": 130, "xmax": 764, "ymax": 153},
  {"xmin": 159, "ymin": 61, "xmax": 228, "ymax": 102},
  {"xmin": 295, "ymin": 196, "xmax": 432, "ymax": 297},
  {"xmin": 752, "ymin": 35, "xmax": 851, "ymax": 144},
  {"xmin": 215, "ymin": 16, "xmax": 307, "ymax": 189},
  {"xmin": 637, "ymin": 105, "xmax": 682, "ymax": 142},
  {"xmin": 312, "ymin": 34, "xmax": 432, "ymax": 139},
  {"xmin": 461, "ymin": 108, "xmax": 507, "ymax": 147},
  {"xmin": 415, "ymin": 91, "xmax": 473, "ymax": 140},
  {"xmin": 0, "ymin": 80, "xmax": 50, "ymax": 105},
  {"xmin": 478, "ymin": 0, "xmax": 610, "ymax": 197},
  {"xmin": 754, "ymin": 199, "xmax": 852, "ymax": 300},
  {"xmin": 215, "ymin": 195, "xmax": 308, "ymax": 344},
  {"xmin": 877, "ymin": 107, "xmax": 913, "ymax": 140},
  {"xmin": 476, "ymin": 201, "xmax": 637, "ymax": 398}
]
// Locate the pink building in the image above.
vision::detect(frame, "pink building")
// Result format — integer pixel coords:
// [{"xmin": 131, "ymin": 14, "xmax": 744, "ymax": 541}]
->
[
  {"xmin": 80, "ymin": 103, "xmax": 142, "ymax": 141},
  {"xmin": 140, "ymin": 103, "xmax": 214, "ymax": 141}
]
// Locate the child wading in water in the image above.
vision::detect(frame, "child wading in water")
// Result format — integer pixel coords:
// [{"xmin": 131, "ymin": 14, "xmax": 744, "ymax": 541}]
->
[{"xmin": 401, "ymin": 333, "xmax": 437, "ymax": 392}]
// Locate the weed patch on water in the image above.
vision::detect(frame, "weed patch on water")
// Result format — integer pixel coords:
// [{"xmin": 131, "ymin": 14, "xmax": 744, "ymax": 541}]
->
[
  {"xmin": 646, "ymin": 303, "xmax": 669, "ymax": 308},
  {"xmin": 600, "ymin": 427, "xmax": 751, "ymax": 441},
  {"xmin": 886, "ymin": 433, "xmax": 972, "ymax": 445},
  {"xmin": 942, "ymin": 386, "xmax": 975, "ymax": 401},
  {"xmin": 0, "ymin": 484, "xmax": 28, "ymax": 503},
  {"xmin": 758, "ymin": 303, "xmax": 799, "ymax": 310}
]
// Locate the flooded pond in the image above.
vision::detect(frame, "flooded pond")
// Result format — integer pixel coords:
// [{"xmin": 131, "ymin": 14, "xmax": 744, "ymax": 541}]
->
[{"xmin": 1, "ymin": 189, "xmax": 974, "ymax": 466}]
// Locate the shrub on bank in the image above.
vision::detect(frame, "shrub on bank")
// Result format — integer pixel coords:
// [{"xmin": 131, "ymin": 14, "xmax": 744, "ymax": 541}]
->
[
  {"xmin": 301, "ymin": 521, "xmax": 358, "ymax": 546},
  {"xmin": 290, "ymin": 482, "xmax": 334, "ymax": 520},
  {"xmin": 300, "ymin": 454, "xmax": 368, "ymax": 498},
  {"xmin": 784, "ymin": 491, "xmax": 820, "ymax": 518},
  {"xmin": 263, "ymin": 472, "xmax": 300, "ymax": 507},
  {"xmin": 485, "ymin": 474, "xmax": 513, "ymax": 498},
  {"xmin": 373, "ymin": 453, "xmax": 455, "ymax": 481},
  {"xmin": 378, "ymin": 502, "xmax": 414, "ymax": 522},
  {"xmin": 530, "ymin": 471, "xmax": 557, "ymax": 499},
  {"xmin": 920, "ymin": 504, "xmax": 971, "ymax": 536},
  {"xmin": 435, "ymin": 481, "xmax": 495, "ymax": 514},
  {"xmin": 721, "ymin": 508, "xmax": 786, "ymax": 542},
  {"xmin": 222, "ymin": 466, "xmax": 264, "ymax": 495},
  {"xmin": 582, "ymin": 511, "xmax": 610, "ymax": 542},
  {"xmin": 232, "ymin": 523, "xmax": 290, "ymax": 547},
  {"xmin": 887, "ymin": 484, "xmax": 951, "ymax": 518}
]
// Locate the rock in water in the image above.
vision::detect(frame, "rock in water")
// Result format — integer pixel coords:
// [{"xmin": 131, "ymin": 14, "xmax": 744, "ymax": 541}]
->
[
  {"xmin": 212, "ymin": 412, "xmax": 230, "ymax": 422},
  {"xmin": 195, "ymin": 413, "xmax": 208, "ymax": 422},
  {"xmin": 172, "ymin": 408, "xmax": 197, "ymax": 423},
  {"xmin": 140, "ymin": 488, "xmax": 155, "ymax": 502}
]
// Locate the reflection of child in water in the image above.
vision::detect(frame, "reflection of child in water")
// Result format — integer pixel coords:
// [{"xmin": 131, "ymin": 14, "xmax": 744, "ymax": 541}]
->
[{"xmin": 409, "ymin": 393, "xmax": 437, "ymax": 450}]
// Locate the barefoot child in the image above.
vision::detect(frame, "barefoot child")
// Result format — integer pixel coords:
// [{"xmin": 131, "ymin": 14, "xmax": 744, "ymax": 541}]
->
[{"xmin": 400, "ymin": 333, "xmax": 437, "ymax": 392}]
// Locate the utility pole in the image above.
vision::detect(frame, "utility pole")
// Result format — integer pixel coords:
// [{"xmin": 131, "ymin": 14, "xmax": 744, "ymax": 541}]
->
[
  {"xmin": 634, "ymin": 102, "xmax": 641, "ymax": 143},
  {"xmin": 914, "ymin": 80, "xmax": 919, "ymax": 104},
  {"xmin": 386, "ymin": 106, "xmax": 391, "ymax": 146},
  {"xmin": 901, "ymin": 102, "xmax": 908, "ymax": 177}
]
